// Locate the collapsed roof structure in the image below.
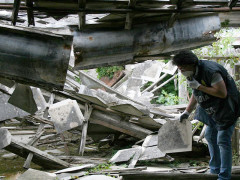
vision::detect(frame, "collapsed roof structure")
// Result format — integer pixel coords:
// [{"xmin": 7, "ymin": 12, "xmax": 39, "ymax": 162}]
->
[{"xmin": 0, "ymin": 0, "xmax": 240, "ymax": 179}]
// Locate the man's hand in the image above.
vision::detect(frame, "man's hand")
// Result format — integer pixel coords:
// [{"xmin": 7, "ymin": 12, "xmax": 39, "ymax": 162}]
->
[
  {"xmin": 179, "ymin": 110, "xmax": 190, "ymax": 122},
  {"xmin": 187, "ymin": 78, "xmax": 200, "ymax": 89}
]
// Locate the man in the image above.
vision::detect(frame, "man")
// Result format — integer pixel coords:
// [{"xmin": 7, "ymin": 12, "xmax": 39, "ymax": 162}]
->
[{"xmin": 172, "ymin": 50, "xmax": 240, "ymax": 180}]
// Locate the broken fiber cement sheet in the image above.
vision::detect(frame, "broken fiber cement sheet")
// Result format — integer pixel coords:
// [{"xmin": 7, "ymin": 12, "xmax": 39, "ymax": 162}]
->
[
  {"xmin": 110, "ymin": 134, "xmax": 166, "ymax": 163},
  {"xmin": 17, "ymin": 168, "xmax": 56, "ymax": 180},
  {"xmin": 0, "ymin": 91, "xmax": 29, "ymax": 121},
  {"xmin": 110, "ymin": 146, "xmax": 166, "ymax": 164},
  {"xmin": 8, "ymin": 84, "xmax": 47, "ymax": 114},
  {"xmin": 77, "ymin": 85, "xmax": 108, "ymax": 108},
  {"xmin": 158, "ymin": 119, "xmax": 192, "ymax": 153},
  {"xmin": 48, "ymin": 99, "xmax": 84, "ymax": 134}
]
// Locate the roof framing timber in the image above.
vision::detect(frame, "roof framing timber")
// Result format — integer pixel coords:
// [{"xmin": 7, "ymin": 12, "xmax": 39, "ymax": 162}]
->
[
  {"xmin": 1, "ymin": 0, "xmax": 240, "ymax": 28},
  {"xmin": 78, "ymin": 0, "xmax": 86, "ymax": 30}
]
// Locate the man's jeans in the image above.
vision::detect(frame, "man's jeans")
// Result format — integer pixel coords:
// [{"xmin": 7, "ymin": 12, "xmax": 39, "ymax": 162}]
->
[{"xmin": 205, "ymin": 123, "xmax": 236, "ymax": 180}]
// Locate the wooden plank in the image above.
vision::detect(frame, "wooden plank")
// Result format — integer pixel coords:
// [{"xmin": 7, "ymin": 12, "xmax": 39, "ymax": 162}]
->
[
  {"xmin": 11, "ymin": 0, "xmax": 21, "ymax": 26},
  {"xmin": 79, "ymin": 71, "xmax": 144, "ymax": 106},
  {"xmin": 150, "ymin": 75, "xmax": 175, "ymax": 93},
  {"xmin": 125, "ymin": 0, "xmax": 137, "ymax": 29},
  {"xmin": 78, "ymin": 0, "xmax": 86, "ymax": 30},
  {"xmin": 60, "ymin": 134, "xmax": 70, "ymax": 156},
  {"xmin": 26, "ymin": 0, "xmax": 35, "ymax": 26},
  {"xmin": 128, "ymin": 147, "xmax": 143, "ymax": 168},
  {"xmin": 125, "ymin": 12, "xmax": 133, "ymax": 30},
  {"xmin": 228, "ymin": 0, "xmax": 238, "ymax": 9},
  {"xmin": 79, "ymin": 104, "xmax": 93, "ymax": 155},
  {"xmin": 0, "ymin": 128, "xmax": 69, "ymax": 169},
  {"xmin": 90, "ymin": 109, "xmax": 152, "ymax": 139}
]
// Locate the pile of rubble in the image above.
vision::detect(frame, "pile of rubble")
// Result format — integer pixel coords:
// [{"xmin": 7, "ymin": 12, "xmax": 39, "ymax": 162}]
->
[{"xmin": 0, "ymin": 61, "xmax": 239, "ymax": 180}]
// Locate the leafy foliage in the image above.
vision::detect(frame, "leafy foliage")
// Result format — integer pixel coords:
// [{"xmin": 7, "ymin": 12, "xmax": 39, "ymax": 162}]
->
[
  {"xmin": 96, "ymin": 66, "xmax": 124, "ymax": 79},
  {"xmin": 193, "ymin": 28, "xmax": 239, "ymax": 67},
  {"xmin": 155, "ymin": 90, "xmax": 179, "ymax": 105},
  {"xmin": 86, "ymin": 163, "xmax": 113, "ymax": 174}
]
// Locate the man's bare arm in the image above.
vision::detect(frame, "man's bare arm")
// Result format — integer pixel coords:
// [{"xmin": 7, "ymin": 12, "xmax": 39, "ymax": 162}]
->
[
  {"xmin": 186, "ymin": 94, "xmax": 197, "ymax": 113},
  {"xmin": 197, "ymin": 80, "xmax": 227, "ymax": 99}
]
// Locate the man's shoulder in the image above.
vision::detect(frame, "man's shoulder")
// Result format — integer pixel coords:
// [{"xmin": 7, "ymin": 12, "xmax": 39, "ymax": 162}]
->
[{"xmin": 199, "ymin": 60, "xmax": 223, "ymax": 72}]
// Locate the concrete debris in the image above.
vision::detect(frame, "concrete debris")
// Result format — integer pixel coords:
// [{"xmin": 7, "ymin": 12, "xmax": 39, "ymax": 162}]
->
[
  {"xmin": 17, "ymin": 169, "xmax": 56, "ymax": 180},
  {"xmin": 49, "ymin": 99, "xmax": 84, "ymax": 134}
]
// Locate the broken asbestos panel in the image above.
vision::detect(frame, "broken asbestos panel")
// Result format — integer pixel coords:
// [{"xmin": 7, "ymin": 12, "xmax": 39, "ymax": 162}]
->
[
  {"xmin": 77, "ymin": 85, "xmax": 108, "ymax": 108},
  {"xmin": 0, "ymin": 24, "xmax": 73, "ymax": 90},
  {"xmin": 139, "ymin": 146, "xmax": 165, "ymax": 161},
  {"xmin": 0, "ymin": 91, "xmax": 29, "ymax": 121},
  {"xmin": 49, "ymin": 99, "xmax": 84, "ymax": 134},
  {"xmin": 158, "ymin": 120, "xmax": 192, "ymax": 153},
  {"xmin": 142, "ymin": 134, "xmax": 158, "ymax": 147},
  {"xmin": 73, "ymin": 15, "xmax": 220, "ymax": 69},
  {"xmin": 110, "ymin": 147, "xmax": 141, "ymax": 163},
  {"xmin": 110, "ymin": 103, "xmax": 149, "ymax": 117},
  {"xmin": 8, "ymin": 84, "xmax": 47, "ymax": 114},
  {"xmin": 17, "ymin": 168, "xmax": 57, "ymax": 180}
]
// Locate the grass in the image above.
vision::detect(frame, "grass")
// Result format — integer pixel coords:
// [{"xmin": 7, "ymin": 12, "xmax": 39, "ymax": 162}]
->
[{"xmin": 0, "ymin": 156, "xmax": 42, "ymax": 177}]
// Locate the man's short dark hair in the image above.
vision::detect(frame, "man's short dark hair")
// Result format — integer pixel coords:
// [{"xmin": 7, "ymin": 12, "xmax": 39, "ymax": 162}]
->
[{"xmin": 172, "ymin": 50, "xmax": 199, "ymax": 66}]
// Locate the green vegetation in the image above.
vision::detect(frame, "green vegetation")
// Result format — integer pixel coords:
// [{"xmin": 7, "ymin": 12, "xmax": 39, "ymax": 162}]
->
[
  {"xmin": 96, "ymin": 66, "xmax": 124, "ymax": 79},
  {"xmin": 193, "ymin": 28, "xmax": 239, "ymax": 67},
  {"xmin": 155, "ymin": 90, "xmax": 179, "ymax": 105},
  {"xmin": 86, "ymin": 163, "xmax": 114, "ymax": 174}
]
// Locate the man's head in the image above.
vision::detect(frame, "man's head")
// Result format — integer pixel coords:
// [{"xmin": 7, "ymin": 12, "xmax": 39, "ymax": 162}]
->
[{"xmin": 172, "ymin": 50, "xmax": 198, "ymax": 77}]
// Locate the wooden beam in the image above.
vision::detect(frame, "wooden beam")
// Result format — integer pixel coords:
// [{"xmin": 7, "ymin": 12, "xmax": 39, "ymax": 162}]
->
[
  {"xmin": 168, "ymin": 0, "xmax": 184, "ymax": 27},
  {"xmin": 142, "ymin": 73, "xmax": 168, "ymax": 93},
  {"xmin": 125, "ymin": 12, "xmax": 134, "ymax": 30},
  {"xmin": 23, "ymin": 123, "xmax": 45, "ymax": 169},
  {"xmin": 79, "ymin": 104, "xmax": 93, "ymax": 155},
  {"xmin": 11, "ymin": 0, "xmax": 21, "ymax": 26},
  {"xmin": 78, "ymin": 0, "xmax": 86, "ymax": 30},
  {"xmin": 90, "ymin": 109, "xmax": 153, "ymax": 139},
  {"xmin": 0, "ymin": 128, "xmax": 69, "ymax": 169},
  {"xmin": 125, "ymin": 0, "xmax": 137, "ymax": 30},
  {"xmin": 2, "ymin": 6, "xmax": 240, "ymax": 14},
  {"xmin": 228, "ymin": 0, "xmax": 239, "ymax": 9},
  {"xmin": 150, "ymin": 75, "xmax": 175, "ymax": 93},
  {"xmin": 26, "ymin": 0, "xmax": 35, "ymax": 26}
]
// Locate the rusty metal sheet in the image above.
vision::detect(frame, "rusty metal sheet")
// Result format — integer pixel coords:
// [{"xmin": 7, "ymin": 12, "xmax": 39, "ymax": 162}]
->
[
  {"xmin": 73, "ymin": 15, "xmax": 220, "ymax": 69},
  {"xmin": 0, "ymin": 24, "xmax": 73, "ymax": 90}
]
